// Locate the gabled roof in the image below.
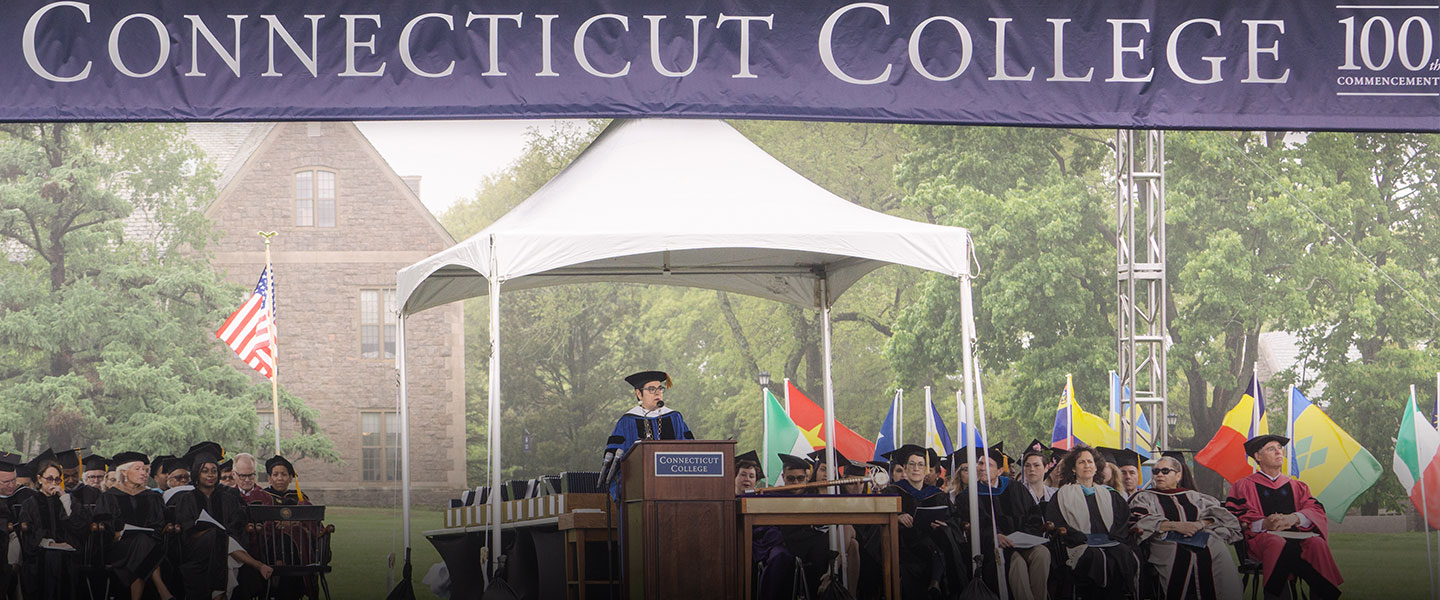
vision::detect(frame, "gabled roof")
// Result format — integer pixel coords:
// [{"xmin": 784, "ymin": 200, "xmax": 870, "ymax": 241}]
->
[{"xmin": 399, "ymin": 119, "xmax": 971, "ymax": 314}]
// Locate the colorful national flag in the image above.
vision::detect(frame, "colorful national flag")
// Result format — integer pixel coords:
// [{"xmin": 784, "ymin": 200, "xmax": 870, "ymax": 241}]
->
[
  {"xmin": 1394, "ymin": 390, "xmax": 1440, "ymax": 529},
  {"xmin": 216, "ymin": 267, "xmax": 275, "ymax": 379},
  {"xmin": 1196, "ymin": 375, "xmax": 1265, "ymax": 483},
  {"xmin": 1051, "ymin": 375, "xmax": 1119, "ymax": 450},
  {"xmin": 924, "ymin": 392, "xmax": 955, "ymax": 457},
  {"xmin": 951, "ymin": 390, "xmax": 986, "ymax": 449},
  {"xmin": 1109, "ymin": 371, "xmax": 1155, "ymax": 458},
  {"xmin": 764, "ymin": 389, "xmax": 814, "ymax": 486},
  {"xmin": 786, "ymin": 381, "xmax": 876, "ymax": 464},
  {"xmin": 872, "ymin": 391, "xmax": 900, "ymax": 463},
  {"xmin": 1288, "ymin": 388, "xmax": 1381, "ymax": 522}
]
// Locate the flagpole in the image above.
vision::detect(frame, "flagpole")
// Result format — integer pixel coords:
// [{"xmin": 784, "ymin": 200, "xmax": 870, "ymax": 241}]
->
[
  {"xmin": 783, "ymin": 377, "xmax": 791, "ymax": 415},
  {"xmin": 924, "ymin": 385, "xmax": 932, "ymax": 451},
  {"xmin": 1416, "ymin": 385, "xmax": 1438, "ymax": 600},
  {"xmin": 897, "ymin": 388, "xmax": 904, "ymax": 445},
  {"xmin": 1066, "ymin": 374, "xmax": 1074, "ymax": 449},
  {"xmin": 1253, "ymin": 362, "xmax": 1262, "ymax": 437},
  {"xmin": 1285, "ymin": 385, "xmax": 1295, "ymax": 477},
  {"xmin": 259, "ymin": 231, "xmax": 281, "ymax": 456},
  {"xmin": 1434, "ymin": 372, "xmax": 1438, "ymax": 429}
]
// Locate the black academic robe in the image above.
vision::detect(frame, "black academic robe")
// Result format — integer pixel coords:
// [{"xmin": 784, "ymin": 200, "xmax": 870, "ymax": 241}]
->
[
  {"xmin": 0, "ymin": 488, "xmax": 37, "ymax": 600},
  {"xmin": 172, "ymin": 486, "xmax": 250, "ymax": 600},
  {"xmin": 1045, "ymin": 485, "xmax": 1140, "ymax": 596},
  {"xmin": 93, "ymin": 488, "xmax": 167, "ymax": 585},
  {"xmin": 17, "ymin": 494, "xmax": 91, "ymax": 600},
  {"xmin": 955, "ymin": 476, "xmax": 1043, "ymax": 592},
  {"xmin": 69, "ymin": 485, "xmax": 102, "ymax": 512},
  {"xmin": 887, "ymin": 481, "xmax": 967, "ymax": 599}
]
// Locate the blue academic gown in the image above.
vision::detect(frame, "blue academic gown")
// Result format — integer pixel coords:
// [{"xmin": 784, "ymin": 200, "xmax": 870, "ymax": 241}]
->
[{"xmin": 605, "ymin": 406, "xmax": 695, "ymax": 499}]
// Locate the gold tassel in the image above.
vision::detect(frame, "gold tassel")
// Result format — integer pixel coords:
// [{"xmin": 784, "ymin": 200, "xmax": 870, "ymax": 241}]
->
[{"xmin": 295, "ymin": 474, "xmax": 305, "ymax": 503}]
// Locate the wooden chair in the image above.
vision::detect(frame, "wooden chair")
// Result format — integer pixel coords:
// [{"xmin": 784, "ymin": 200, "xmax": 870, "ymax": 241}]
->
[{"xmin": 244, "ymin": 504, "xmax": 335, "ymax": 600}]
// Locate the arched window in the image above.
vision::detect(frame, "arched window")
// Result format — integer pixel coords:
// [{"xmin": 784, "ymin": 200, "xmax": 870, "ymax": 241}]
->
[{"xmin": 294, "ymin": 169, "xmax": 336, "ymax": 227}]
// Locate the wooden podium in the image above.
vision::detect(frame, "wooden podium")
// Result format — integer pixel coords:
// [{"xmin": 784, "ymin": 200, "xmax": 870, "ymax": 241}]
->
[{"xmin": 620, "ymin": 440, "xmax": 737, "ymax": 599}]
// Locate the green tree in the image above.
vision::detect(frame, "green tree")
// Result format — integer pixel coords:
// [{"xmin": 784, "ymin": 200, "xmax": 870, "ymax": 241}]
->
[{"xmin": 0, "ymin": 123, "xmax": 335, "ymax": 461}]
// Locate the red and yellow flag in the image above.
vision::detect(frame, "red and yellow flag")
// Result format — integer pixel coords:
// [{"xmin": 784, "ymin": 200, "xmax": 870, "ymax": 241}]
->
[
  {"xmin": 1197, "ymin": 376, "xmax": 1265, "ymax": 483},
  {"xmin": 786, "ymin": 381, "xmax": 876, "ymax": 461}
]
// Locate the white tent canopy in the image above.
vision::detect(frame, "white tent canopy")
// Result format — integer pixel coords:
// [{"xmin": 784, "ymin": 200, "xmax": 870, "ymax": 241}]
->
[
  {"xmin": 395, "ymin": 118, "xmax": 986, "ymax": 574},
  {"xmin": 398, "ymin": 119, "xmax": 970, "ymax": 313}
]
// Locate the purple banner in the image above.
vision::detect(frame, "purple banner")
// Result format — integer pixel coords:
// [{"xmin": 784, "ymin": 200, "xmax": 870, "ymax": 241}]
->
[{"xmin": 4, "ymin": 0, "xmax": 1437, "ymax": 130}]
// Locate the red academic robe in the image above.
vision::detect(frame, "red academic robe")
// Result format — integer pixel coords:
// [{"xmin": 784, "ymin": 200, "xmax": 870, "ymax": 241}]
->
[
  {"xmin": 238, "ymin": 485, "xmax": 274, "ymax": 506},
  {"xmin": 1225, "ymin": 472, "xmax": 1342, "ymax": 588}
]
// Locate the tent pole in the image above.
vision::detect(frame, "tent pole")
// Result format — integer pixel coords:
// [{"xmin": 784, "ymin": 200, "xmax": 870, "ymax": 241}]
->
[
  {"xmin": 488, "ymin": 244, "xmax": 503, "ymax": 577},
  {"xmin": 959, "ymin": 267, "xmax": 982, "ymax": 563},
  {"xmin": 398, "ymin": 314, "xmax": 412, "ymax": 554},
  {"xmin": 819, "ymin": 276, "xmax": 844, "ymax": 575}
]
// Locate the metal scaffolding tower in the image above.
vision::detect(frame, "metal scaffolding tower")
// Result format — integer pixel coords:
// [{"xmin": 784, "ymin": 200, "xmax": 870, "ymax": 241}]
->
[{"xmin": 1116, "ymin": 130, "xmax": 1169, "ymax": 450}]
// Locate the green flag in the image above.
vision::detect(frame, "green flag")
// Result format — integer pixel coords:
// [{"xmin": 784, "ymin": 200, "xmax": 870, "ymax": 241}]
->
[{"xmin": 764, "ymin": 389, "xmax": 814, "ymax": 486}]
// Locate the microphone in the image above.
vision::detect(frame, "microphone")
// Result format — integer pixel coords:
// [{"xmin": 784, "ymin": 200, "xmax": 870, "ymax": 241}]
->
[
  {"xmin": 598, "ymin": 450, "xmax": 618, "ymax": 486},
  {"xmin": 656, "ymin": 400, "xmax": 665, "ymax": 408}
]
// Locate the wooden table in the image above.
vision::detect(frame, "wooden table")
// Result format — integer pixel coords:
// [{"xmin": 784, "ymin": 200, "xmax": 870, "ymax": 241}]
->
[
  {"xmin": 738, "ymin": 495, "xmax": 902, "ymax": 600},
  {"xmin": 558, "ymin": 510, "xmax": 616, "ymax": 600}
]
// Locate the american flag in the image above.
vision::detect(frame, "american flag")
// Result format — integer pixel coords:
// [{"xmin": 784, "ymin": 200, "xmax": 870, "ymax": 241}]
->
[{"xmin": 216, "ymin": 267, "xmax": 275, "ymax": 379}]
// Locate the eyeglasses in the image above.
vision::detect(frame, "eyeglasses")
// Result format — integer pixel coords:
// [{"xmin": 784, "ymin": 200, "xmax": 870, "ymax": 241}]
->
[
  {"xmin": 1152, "ymin": 468, "xmax": 1179, "ymax": 475},
  {"xmin": 904, "ymin": 461, "xmax": 928, "ymax": 469},
  {"xmin": 170, "ymin": 474, "xmax": 191, "ymax": 482},
  {"xmin": 235, "ymin": 472, "xmax": 256, "ymax": 479},
  {"xmin": 641, "ymin": 386, "xmax": 666, "ymax": 394},
  {"xmin": 40, "ymin": 476, "xmax": 63, "ymax": 484}
]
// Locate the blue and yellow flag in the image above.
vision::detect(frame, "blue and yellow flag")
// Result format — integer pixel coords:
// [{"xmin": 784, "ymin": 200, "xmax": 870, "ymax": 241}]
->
[{"xmin": 1289, "ymin": 387, "xmax": 1381, "ymax": 521}]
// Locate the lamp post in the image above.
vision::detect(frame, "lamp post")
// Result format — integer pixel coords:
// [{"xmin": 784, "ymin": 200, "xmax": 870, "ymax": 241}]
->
[
  {"xmin": 1166, "ymin": 413, "xmax": 1179, "ymax": 448},
  {"xmin": 758, "ymin": 370, "xmax": 771, "ymax": 393}
]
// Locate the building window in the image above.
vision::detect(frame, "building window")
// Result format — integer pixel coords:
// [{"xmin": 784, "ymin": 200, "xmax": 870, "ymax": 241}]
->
[
  {"xmin": 295, "ymin": 169, "xmax": 336, "ymax": 227},
  {"xmin": 360, "ymin": 289, "xmax": 397, "ymax": 359},
  {"xmin": 362, "ymin": 411, "xmax": 400, "ymax": 482}
]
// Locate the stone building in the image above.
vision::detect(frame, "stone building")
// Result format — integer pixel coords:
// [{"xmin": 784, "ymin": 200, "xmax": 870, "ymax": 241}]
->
[{"xmin": 189, "ymin": 121, "xmax": 465, "ymax": 505}]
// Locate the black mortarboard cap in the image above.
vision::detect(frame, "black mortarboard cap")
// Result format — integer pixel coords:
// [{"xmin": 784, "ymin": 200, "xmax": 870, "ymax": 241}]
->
[
  {"xmin": 884, "ymin": 444, "xmax": 929, "ymax": 467},
  {"xmin": 986, "ymin": 442, "xmax": 1008, "ymax": 468},
  {"xmin": 0, "ymin": 452, "xmax": 20, "ymax": 473},
  {"xmin": 1159, "ymin": 450, "xmax": 1193, "ymax": 464},
  {"xmin": 266, "ymin": 455, "xmax": 295, "ymax": 477},
  {"xmin": 776, "ymin": 453, "xmax": 813, "ymax": 471},
  {"xmin": 735, "ymin": 450, "xmax": 765, "ymax": 481},
  {"xmin": 25, "ymin": 449, "xmax": 57, "ymax": 476},
  {"xmin": 82, "ymin": 454, "xmax": 109, "ymax": 472},
  {"xmin": 185, "ymin": 442, "xmax": 224, "ymax": 471},
  {"xmin": 15, "ymin": 462, "xmax": 35, "ymax": 479},
  {"xmin": 151, "ymin": 455, "xmax": 174, "ymax": 479},
  {"xmin": 111, "ymin": 452, "xmax": 149, "ymax": 468},
  {"xmin": 162, "ymin": 456, "xmax": 191, "ymax": 473},
  {"xmin": 807, "ymin": 448, "xmax": 856, "ymax": 470},
  {"xmin": 53, "ymin": 448, "xmax": 83, "ymax": 471},
  {"xmin": 1101, "ymin": 447, "xmax": 1142, "ymax": 468},
  {"xmin": 1243, "ymin": 435, "xmax": 1289, "ymax": 457},
  {"xmin": 1025, "ymin": 439, "xmax": 1048, "ymax": 455},
  {"xmin": 866, "ymin": 459, "xmax": 890, "ymax": 469},
  {"xmin": 218, "ymin": 459, "xmax": 234, "ymax": 473},
  {"xmin": 623, "ymin": 371, "xmax": 672, "ymax": 389}
]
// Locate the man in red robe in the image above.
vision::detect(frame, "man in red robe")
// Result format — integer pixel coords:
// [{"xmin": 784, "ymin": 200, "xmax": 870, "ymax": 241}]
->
[{"xmin": 1224, "ymin": 434, "xmax": 1342, "ymax": 600}]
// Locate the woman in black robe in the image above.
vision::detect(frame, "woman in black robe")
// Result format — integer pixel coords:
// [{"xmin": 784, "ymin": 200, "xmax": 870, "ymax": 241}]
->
[
  {"xmin": 17, "ymin": 460, "xmax": 92, "ymax": 600},
  {"xmin": 1044, "ymin": 446, "xmax": 1140, "ymax": 599},
  {"xmin": 171, "ymin": 446, "xmax": 273, "ymax": 600},
  {"xmin": 94, "ymin": 452, "xmax": 175, "ymax": 600}
]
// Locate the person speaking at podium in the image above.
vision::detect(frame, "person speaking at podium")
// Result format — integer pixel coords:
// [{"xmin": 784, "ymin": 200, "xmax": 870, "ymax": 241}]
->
[{"xmin": 599, "ymin": 371, "xmax": 696, "ymax": 498}]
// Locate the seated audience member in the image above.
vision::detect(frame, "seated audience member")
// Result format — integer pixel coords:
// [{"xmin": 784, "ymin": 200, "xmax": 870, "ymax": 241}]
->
[
  {"xmin": 735, "ymin": 450, "xmax": 763, "ymax": 495},
  {"xmin": 171, "ymin": 443, "xmax": 273, "ymax": 600},
  {"xmin": 955, "ymin": 444, "xmax": 1052, "ymax": 600},
  {"xmin": 150, "ymin": 455, "xmax": 175, "ymax": 492},
  {"xmin": 218, "ymin": 460, "xmax": 235, "ymax": 488},
  {"xmin": 1225, "ymin": 435, "xmax": 1342, "ymax": 600},
  {"xmin": 1104, "ymin": 447, "xmax": 1143, "ymax": 500},
  {"xmin": 806, "ymin": 449, "xmax": 863, "ymax": 592},
  {"xmin": 262, "ymin": 456, "xmax": 310, "ymax": 506},
  {"xmin": 17, "ymin": 458, "xmax": 91, "ymax": 600},
  {"xmin": 75, "ymin": 454, "xmax": 109, "ymax": 510},
  {"xmin": 96, "ymin": 452, "xmax": 175, "ymax": 600},
  {"xmin": 884, "ymin": 445, "xmax": 962, "ymax": 599},
  {"xmin": 230, "ymin": 454, "xmax": 271, "ymax": 505},
  {"xmin": 1131, "ymin": 452, "xmax": 1244, "ymax": 600},
  {"xmin": 771, "ymin": 454, "xmax": 834, "ymax": 598},
  {"xmin": 1044, "ymin": 446, "xmax": 1140, "ymax": 598}
]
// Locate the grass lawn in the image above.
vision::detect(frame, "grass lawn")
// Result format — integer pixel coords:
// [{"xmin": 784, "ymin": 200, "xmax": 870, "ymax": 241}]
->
[{"xmin": 323, "ymin": 508, "xmax": 1434, "ymax": 600}]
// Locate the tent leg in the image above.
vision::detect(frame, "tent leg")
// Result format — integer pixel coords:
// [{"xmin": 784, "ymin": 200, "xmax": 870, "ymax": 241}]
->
[
  {"xmin": 959, "ymin": 269, "xmax": 981, "ymax": 563},
  {"xmin": 398, "ymin": 314, "xmax": 412, "ymax": 553},
  {"xmin": 488, "ymin": 273, "xmax": 503, "ymax": 577},
  {"xmin": 818, "ymin": 277, "xmax": 844, "ymax": 580}
]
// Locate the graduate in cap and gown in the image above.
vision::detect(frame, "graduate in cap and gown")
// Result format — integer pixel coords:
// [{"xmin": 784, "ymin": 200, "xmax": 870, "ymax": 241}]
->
[
  {"xmin": 1102, "ymin": 447, "xmax": 1144, "ymax": 501},
  {"xmin": 882, "ymin": 444, "xmax": 962, "ymax": 599},
  {"xmin": 171, "ymin": 443, "xmax": 273, "ymax": 600},
  {"xmin": 1130, "ymin": 450, "xmax": 1244, "ymax": 600},
  {"xmin": 600, "ymin": 371, "xmax": 695, "ymax": 499},
  {"xmin": 75, "ymin": 454, "xmax": 109, "ymax": 511},
  {"xmin": 0, "ymin": 452, "xmax": 23, "ymax": 597},
  {"xmin": 1044, "ymin": 445, "xmax": 1140, "ymax": 597},
  {"xmin": 16, "ymin": 454, "xmax": 92, "ymax": 600},
  {"xmin": 954, "ymin": 443, "xmax": 1053, "ymax": 600},
  {"xmin": 94, "ymin": 451, "xmax": 175, "ymax": 600},
  {"xmin": 1224, "ymin": 435, "xmax": 1341, "ymax": 600},
  {"xmin": 261, "ymin": 456, "xmax": 309, "ymax": 506}
]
